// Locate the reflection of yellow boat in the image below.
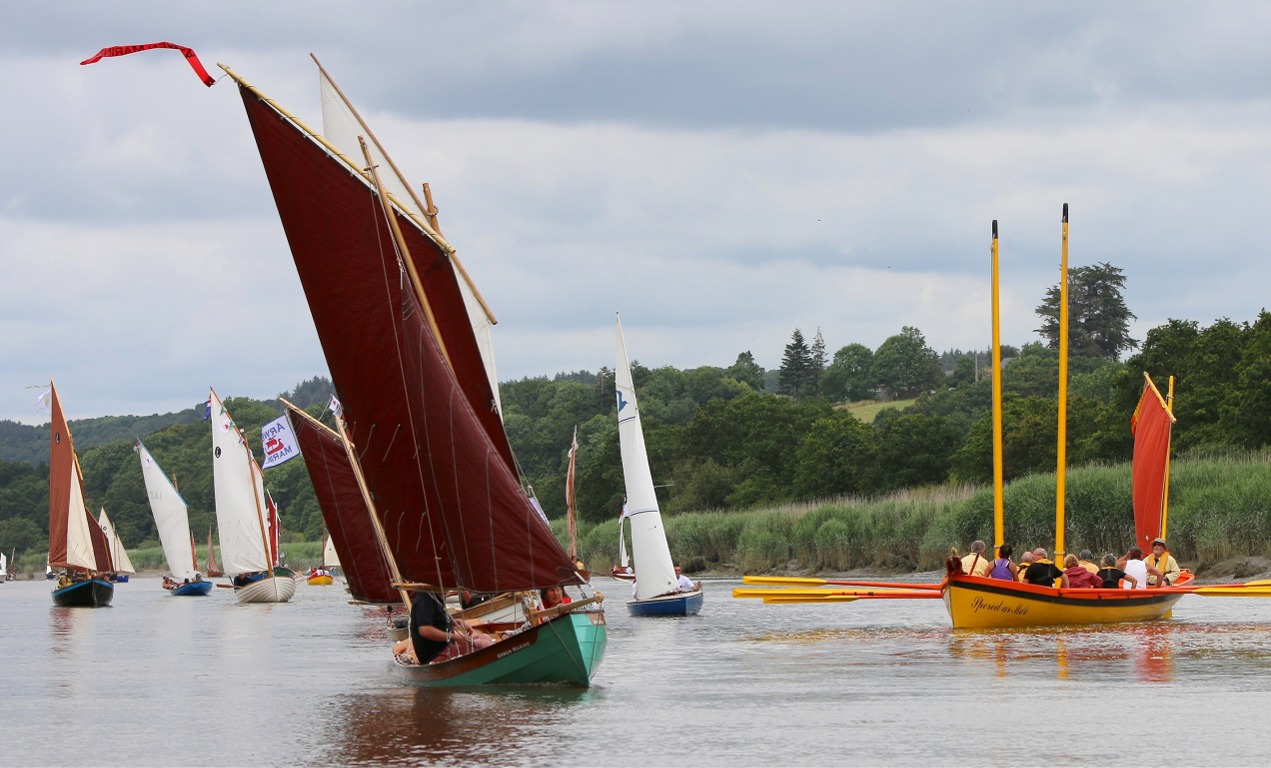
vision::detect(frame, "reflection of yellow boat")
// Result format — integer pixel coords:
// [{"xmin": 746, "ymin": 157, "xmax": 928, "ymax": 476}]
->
[{"xmin": 942, "ymin": 572, "xmax": 1192, "ymax": 629}]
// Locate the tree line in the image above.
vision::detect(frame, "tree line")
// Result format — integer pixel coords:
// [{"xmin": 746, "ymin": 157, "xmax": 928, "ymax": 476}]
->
[{"xmin": 0, "ymin": 265, "xmax": 1268, "ymax": 563}]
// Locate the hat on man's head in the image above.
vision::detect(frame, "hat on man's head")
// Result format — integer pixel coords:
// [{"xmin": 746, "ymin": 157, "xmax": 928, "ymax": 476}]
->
[{"xmin": 1151, "ymin": 537, "xmax": 1167, "ymax": 547}]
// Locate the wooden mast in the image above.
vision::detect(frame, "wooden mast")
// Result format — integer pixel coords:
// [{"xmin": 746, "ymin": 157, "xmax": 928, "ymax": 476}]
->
[
  {"xmin": 1055, "ymin": 203, "xmax": 1070, "ymax": 559},
  {"xmin": 990, "ymin": 221, "xmax": 1005, "ymax": 549},
  {"xmin": 307, "ymin": 54, "xmax": 498, "ymax": 326}
]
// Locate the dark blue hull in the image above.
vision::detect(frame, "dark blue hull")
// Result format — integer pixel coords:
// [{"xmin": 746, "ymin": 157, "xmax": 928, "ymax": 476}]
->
[
  {"xmin": 170, "ymin": 580, "xmax": 214, "ymax": 596},
  {"xmin": 52, "ymin": 579, "xmax": 114, "ymax": 607},
  {"xmin": 627, "ymin": 589, "xmax": 704, "ymax": 617}
]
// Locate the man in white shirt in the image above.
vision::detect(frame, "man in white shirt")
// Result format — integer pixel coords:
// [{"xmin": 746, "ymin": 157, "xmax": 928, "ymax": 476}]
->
[{"xmin": 675, "ymin": 565, "xmax": 701, "ymax": 592}]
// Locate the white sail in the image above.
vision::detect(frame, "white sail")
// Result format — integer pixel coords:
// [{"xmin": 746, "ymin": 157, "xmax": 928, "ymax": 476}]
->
[
  {"xmin": 137, "ymin": 441, "xmax": 198, "ymax": 580},
  {"xmin": 210, "ymin": 389, "xmax": 271, "ymax": 576},
  {"xmin": 323, "ymin": 535, "xmax": 340, "ymax": 568},
  {"xmin": 615, "ymin": 314, "xmax": 678, "ymax": 600},
  {"xmin": 0, "ymin": 551, "xmax": 7, "ymax": 580},
  {"xmin": 61, "ymin": 433, "xmax": 98, "ymax": 572},
  {"xmin": 97, "ymin": 509, "xmax": 136, "ymax": 575}
]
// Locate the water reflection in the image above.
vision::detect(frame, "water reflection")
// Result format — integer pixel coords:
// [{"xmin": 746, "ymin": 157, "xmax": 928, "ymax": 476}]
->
[
  {"xmin": 326, "ymin": 684, "xmax": 596, "ymax": 766},
  {"xmin": 947, "ymin": 623, "xmax": 1175, "ymax": 683}
]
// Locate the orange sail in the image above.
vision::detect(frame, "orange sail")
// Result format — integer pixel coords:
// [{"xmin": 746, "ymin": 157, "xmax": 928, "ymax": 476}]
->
[{"xmin": 1131, "ymin": 375, "xmax": 1176, "ymax": 550}]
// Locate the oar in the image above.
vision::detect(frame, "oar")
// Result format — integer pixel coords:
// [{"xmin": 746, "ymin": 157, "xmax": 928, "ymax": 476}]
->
[
  {"xmin": 733, "ymin": 587, "xmax": 941, "ymax": 599},
  {"xmin": 1183, "ymin": 586, "xmax": 1271, "ymax": 598},
  {"xmin": 758, "ymin": 593, "xmax": 941, "ymax": 604},
  {"xmin": 742, "ymin": 575, "xmax": 943, "ymax": 590}
]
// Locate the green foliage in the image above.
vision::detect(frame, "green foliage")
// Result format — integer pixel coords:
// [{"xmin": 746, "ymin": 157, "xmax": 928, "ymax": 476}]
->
[
  {"xmin": 870, "ymin": 327, "xmax": 942, "ymax": 399},
  {"xmin": 1036, "ymin": 262, "xmax": 1138, "ymax": 360},
  {"xmin": 778, "ymin": 329, "xmax": 816, "ymax": 400},
  {"xmin": 821, "ymin": 343, "xmax": 875, "ymax": 402}
]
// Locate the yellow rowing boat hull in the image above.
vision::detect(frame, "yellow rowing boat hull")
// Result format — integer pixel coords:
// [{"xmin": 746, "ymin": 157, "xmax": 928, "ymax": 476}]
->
[{"xmin": 942, "ymin": 573, "xmax": 1191, "ymax": 629}]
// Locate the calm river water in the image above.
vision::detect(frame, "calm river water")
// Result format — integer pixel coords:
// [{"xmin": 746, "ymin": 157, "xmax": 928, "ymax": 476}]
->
[{"xmin": 5, "ymin": 575, "xmax": 1271, "ymax": 766}]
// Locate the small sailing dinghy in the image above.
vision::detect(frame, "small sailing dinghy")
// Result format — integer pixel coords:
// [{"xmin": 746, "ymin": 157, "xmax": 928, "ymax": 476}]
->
[
  {"xmin": 307, "ymin": 536, "xmax": 336, "ymax": 586},
  {"xmin": 47, "ymin": 381, "xmax": 114, "ymax": 607},
  {"xmin": 615, "ymin": 315, "xmax": 704, "ymax": 617},
  {"xmin": 97, "ymin": 509, "xmax": 135, "ymax": 583},
  {"xmin": 137, "ymin": 440, "xmax": 213, "ymax": 596},
  {"xmin": 210, "ymin": 388, "xmax": 295, "ymax": 604}
]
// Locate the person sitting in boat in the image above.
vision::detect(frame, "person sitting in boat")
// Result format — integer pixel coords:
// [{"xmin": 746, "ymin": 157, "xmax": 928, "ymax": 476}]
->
[
  {"xmin": 674, "ymin": 565, "xmax": 702, "ymax": 592},
  {"xmin": 1023, "ymin": 548, "xmax": 1068, "ymax": 588},
  {"xmin": 1096, "ymin": 553, "xmax": 1139, "ymax": 589},
  {"xmin": 1015, "ymin": 551, "xmax": 1034, "ymax": 582},
  {"xmin": 1077, "ymin": 549, "xmax": 1100, "ymax": 575},
  {"xmin": 988, "ymin": 544, "xmax": 1018, "ymax": 581},
  {"xmin": 1062, "ymin": 554, "xmax": 1102, "ymax": 588},
  {"xmin": 960, "ymin": 540, "xmax": 992, "ymax": 578},
  {"xmin": 393, "ymin": 591, "xmax": 495, "ymax": 665},
  {"xmin": 1116, "ymin": 547, "xmax": 1150, "ymax": 590},
  {"xmin": 1144, "ymin": 537, "xmax": 1181, "ymax": 587},
  {"xmin": 535, "ymin": 586, "xmax": 572, "ymax": 624}
]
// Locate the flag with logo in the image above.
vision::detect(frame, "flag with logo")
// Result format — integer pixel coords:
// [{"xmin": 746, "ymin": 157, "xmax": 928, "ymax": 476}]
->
[{"xmin": 260, "ymin": 415, "xmax": 301, "ymax": 469}]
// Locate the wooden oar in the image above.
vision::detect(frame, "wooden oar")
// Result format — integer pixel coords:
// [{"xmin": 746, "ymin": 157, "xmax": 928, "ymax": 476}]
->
[
  {"xmin": 758, "ymin": 593, "xmax": 941, "ymax": 604},
  {"xmin": 733, "ymin": 587, "xmax": 941, "ymax": 599},
  {"xmin": 1183, "ymin": 585, "xmax": 1271, "ymax": 597},
  {"xmin": 742, "ymin": 575, "xmax": 943, "ymax": 590}
]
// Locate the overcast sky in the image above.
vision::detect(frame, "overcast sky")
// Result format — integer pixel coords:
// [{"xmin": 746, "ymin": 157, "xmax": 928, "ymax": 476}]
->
[{"xmin": 4, "ymin": 2, "xmax": 1270, "ymax": 424}]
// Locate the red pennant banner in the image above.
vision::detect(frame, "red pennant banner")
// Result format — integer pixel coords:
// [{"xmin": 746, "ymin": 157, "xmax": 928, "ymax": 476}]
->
[{"xmin": 80, "ymin": 42, "xmax": 216, "ymax": 87}]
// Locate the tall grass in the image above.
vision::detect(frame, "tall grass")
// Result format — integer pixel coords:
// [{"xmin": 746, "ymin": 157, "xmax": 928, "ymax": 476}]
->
[{"xmin": 568, "ymin": 451, "xmax": 1271, "ymax": 575}]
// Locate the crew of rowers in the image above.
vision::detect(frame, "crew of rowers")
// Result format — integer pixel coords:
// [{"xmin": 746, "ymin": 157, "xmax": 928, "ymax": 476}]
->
[{"xmin": 955, "ymin": 537, "xmax": 1181, "ymax": 589}]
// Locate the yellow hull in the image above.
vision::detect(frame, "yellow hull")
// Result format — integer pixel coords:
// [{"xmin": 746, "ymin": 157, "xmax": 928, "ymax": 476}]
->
[
  {"xmin": 942, "ymin": 573, "xmax": 1190, "ymax": 629},
  {"xmin": 307, "ymin": 575, "xmax": 334, "ymax": 586}
]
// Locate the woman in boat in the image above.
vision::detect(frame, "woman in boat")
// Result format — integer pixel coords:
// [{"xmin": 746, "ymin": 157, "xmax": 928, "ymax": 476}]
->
[
  {"xmin": 1097, "ymin": 553, "xmax": 1139, "ymax": 589},
  {"xmin": 1062, "ymin": 554, "xmax": 1102, "ymax": 588},
  {"xmin": 988, "ymin": 544, "xmax": 1018, "ymax": 581}
]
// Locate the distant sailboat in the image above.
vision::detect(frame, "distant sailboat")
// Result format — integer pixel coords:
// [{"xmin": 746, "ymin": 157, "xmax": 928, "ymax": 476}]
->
[
  {"xmin": 0, "ymin": 551, "xmax": 7, "ymax": 583},
  {"xmin": 210, "ymin": 388, "xmax": 295, "ymax": 604},
  {"xmin": 307, "ymin": 531, "xmax": 335, "ymax": 586},
  {"xmin": 137, "ymin": 440, "xmax": 213, "ymax": 596},
  {"xmin": 47, "ymin": 381, "xmax": 114, "ymax": 607},
  {"xmin": 97, "ymin": 509, "xmax": 136, "ymax": 582},
  {"xmin": 615, "ymin": 315, "xmax": 704, "ymax": 617}
]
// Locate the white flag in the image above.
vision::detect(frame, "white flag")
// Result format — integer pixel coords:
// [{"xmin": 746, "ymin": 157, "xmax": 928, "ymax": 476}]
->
[
  {"xmin": 260, "ymin": 415, "xmax": 301, "ymax": 469},
  {"xmin": 328, "ymin": 395, "xmax": 343, "ymax": 418}
]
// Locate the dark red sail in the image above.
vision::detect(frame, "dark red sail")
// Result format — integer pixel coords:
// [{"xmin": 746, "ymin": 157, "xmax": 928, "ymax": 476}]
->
[
  {"xmin": 285, "ymin": 403, "xmax": 399, "ymax": 604},
  {"xmin": 239, "ymin": 83, "xmax": 577, "ymax": 592}
]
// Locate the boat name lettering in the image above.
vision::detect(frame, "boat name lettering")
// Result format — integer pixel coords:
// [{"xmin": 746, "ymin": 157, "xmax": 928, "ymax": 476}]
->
[
  {"xmin": 970, "ymin": 596, "xmax": 1029, "ymax": 616},
  {"xmin": 496, "ymin": 642, "xmax": 531, "ymax": 660}
]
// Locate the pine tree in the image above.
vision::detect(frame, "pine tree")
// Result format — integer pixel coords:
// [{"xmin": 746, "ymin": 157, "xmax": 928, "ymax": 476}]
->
[
  {"xmin": 778, "ymin": 329, "xmax": 815, "ymax": 401},
  {"xmin": 1036, "ymin": 262, "xmax": 1139, "ymax": 360}
]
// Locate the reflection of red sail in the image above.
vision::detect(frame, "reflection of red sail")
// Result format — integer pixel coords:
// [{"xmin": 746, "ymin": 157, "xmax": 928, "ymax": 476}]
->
[
  {"xmin": 1131, "ymin": 375, "xmax": 1176, "ymax": 550},
  {"xmin": 285, "ymin": 402, "xmax": 398, "ymax": 604},
  {"xmin": 236, "ymin": 77, "xmax": 578, "ymax": 593}
]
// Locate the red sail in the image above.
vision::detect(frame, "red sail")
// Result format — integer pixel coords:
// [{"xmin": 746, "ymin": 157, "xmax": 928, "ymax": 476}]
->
[
  {"xmin": 238, "ymin": 84, "xmax": 577, "ymax": 592},
  {"xmin": 286, "ymin": 404, "xmax": 399, "ymax": 604},
  {"xmin": 48, "ymin": 384, "xmax": 113, "ymax": 572},
  {"xmin": 1131, "ymin": 378, "xmax": 1175, "ymax": 550}
]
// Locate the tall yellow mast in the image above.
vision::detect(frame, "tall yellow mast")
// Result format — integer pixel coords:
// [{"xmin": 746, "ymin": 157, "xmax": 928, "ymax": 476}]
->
[
  {"xmin": 1055, "ymin": 204, "xmax": 1070, "ymax": 558},
  {"xmin": 991, "ymin": 221, "xmax": 1004, "ymax": 548}
]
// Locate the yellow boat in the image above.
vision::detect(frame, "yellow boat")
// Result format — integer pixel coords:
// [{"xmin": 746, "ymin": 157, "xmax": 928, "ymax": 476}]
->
[{"xmin": 942, "ymin": 572, "xmax": 1193, "ymax": 629}]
